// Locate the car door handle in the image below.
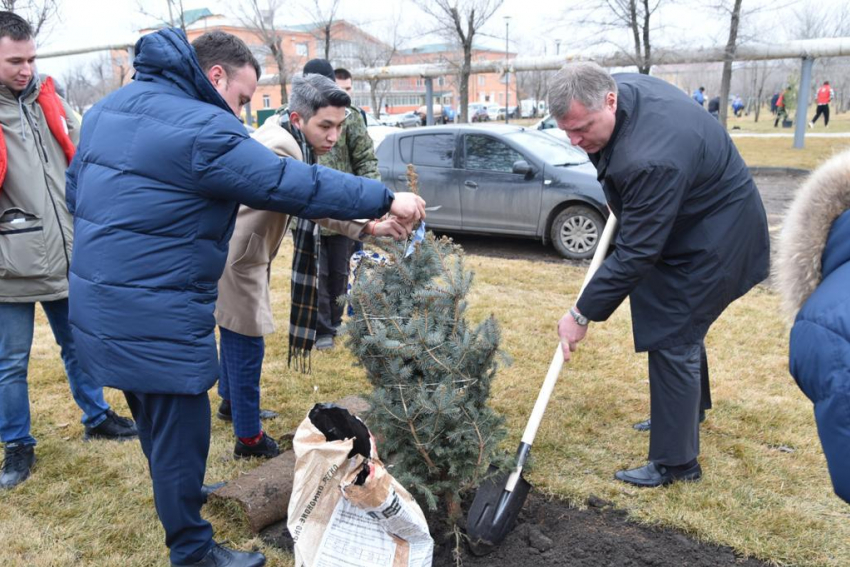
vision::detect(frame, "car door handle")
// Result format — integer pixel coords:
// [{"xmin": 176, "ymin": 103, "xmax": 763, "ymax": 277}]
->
[
  {"xmin": 396, "ymin": 175, "xmax": 407, "ymax": 181},
  {"xmin": 464, "ymin": 181, "xmax": 478, "ymax": 189}
]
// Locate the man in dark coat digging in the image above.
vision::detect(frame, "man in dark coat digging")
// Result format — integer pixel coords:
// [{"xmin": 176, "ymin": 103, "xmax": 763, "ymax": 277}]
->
[{"xmin": 551, "ymin": 62, "xmax": 769, "ymax": 487}]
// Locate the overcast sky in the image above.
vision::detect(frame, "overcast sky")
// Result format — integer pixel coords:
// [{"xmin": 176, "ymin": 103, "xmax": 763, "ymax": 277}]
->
[{"xmin": 31, "ymin": 0, "xmax": 846, "ymax": 78}]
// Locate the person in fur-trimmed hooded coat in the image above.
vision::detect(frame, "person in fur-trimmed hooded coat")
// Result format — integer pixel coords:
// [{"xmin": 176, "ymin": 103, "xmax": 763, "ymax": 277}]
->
[{"xmin": 776, "ymin": 148, "xmax": 850, "ymax": 505}]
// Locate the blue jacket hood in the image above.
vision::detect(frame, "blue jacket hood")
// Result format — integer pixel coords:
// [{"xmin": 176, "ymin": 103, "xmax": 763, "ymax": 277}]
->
[{"xmin": 133, "ymin": 27, "xmax": 232, "ymax": 116}]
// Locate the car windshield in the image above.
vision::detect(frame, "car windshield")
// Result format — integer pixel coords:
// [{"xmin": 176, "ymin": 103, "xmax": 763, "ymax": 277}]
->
[{"xmin": 505, "ymin": 130, "xmax": 589, "ymax": 166}]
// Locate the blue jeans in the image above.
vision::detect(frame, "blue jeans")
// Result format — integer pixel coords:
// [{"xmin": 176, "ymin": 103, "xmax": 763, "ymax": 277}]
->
[
  {"xmin": 0, "ymin": 299, "xmax": 110, "ymax": 446},
  {"xmin": 218, "ymin": 327, "xmax": 264, "ymax": 439}
]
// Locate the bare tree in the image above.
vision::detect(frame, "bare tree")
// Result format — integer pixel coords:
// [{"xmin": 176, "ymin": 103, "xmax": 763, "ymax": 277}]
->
[
  {"xmin": 786, "ymin": 1, "xmax": 850, "ymax": 114},
  {"xmin": 353, "ymin": 28, "xmax": 399, "ymax": 118},
  {"xmin": 514, "ymin": 41, "xmax": 553, "ymax": 118},
  {"xmin": 1, "ymin": 0, "xmax": 60, "ymax": 40},
  {"xmin": 136, "ymin": 0, "xmax": 187, "ymax": 33},
  {"xmin": 562, "ymin": 0, "xmax": 668, "ymax": 74},
  {"xmin": 235, "ymin": 0, "xmax": 290, "ymax": 104},
  {"xmin": 300, "ymin": 0, "xmax": 341, "ymax": 60},
  {"xmin": 62, "ymin": 55, "xmax": 124, "ymax": 114},
  {"xmin": 717, "ymin": 0, "xmax": 743, "ymax": 127},
  {"xmin": 413, "ymin": 0, "xmax": 504, "ymax": 123},
  {"xmin": 740, "ymin": 59, "xmax": 777, "ymax": 122}
]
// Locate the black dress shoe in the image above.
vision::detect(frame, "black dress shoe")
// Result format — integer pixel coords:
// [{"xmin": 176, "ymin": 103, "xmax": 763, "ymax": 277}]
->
[
  {"xmin": 173, "ymin": 542, "xmax": 266, "ymax": 566},
  {"xmin": 217, "ymin": 400, "xmax": 279, "ymax": 422},
  {"xmin": 632, "ymin": 410, "xmax": 707, "ymax": 432},
  {"xmin": 84, "ymin": 410, "xmax": 138, "ymax": 441},
  {"xmin": 614, "ymin": 460, "xmax": 702, "ymax": 487},
  {"xmin": 234, "ymin": 433, "xmax": 280, "ymax": 460},
  {"xmin": 0, "ymin": 443, "xmax": 35, "ymax": 489}
]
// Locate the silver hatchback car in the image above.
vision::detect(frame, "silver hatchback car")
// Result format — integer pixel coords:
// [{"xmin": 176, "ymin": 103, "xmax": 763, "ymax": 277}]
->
[{"xmin": 376, "ymin": 125, "xmax": 608, "ymax": 259}]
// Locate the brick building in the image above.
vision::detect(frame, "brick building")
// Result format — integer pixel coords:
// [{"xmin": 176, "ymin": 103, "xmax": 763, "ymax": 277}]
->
[{"xmin": 132, "ymin": 9, "xmax": 516, "ymax": 122}]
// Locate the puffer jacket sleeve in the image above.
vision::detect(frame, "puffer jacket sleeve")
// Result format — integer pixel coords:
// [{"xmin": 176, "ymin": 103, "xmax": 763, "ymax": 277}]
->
[{"xmin": 192, "ymin": 112, "xmax": 394, "ymax": 220}]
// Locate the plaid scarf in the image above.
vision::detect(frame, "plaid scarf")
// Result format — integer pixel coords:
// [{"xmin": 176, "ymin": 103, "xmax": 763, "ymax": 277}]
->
[{"xmin": 279, "ymin": 111, "xmax": 320, "ymax": 372}]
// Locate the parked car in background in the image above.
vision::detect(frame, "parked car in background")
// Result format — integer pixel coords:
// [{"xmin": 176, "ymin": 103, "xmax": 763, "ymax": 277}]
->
[
  {"xmin": 497, "ymin": 106, "xmax": 519, "ymax": 120},
  {"xmin": 381, "ymin": 111, "xmax": 420, "ymax": 129},
  {"xmin": 533, "ymin": 114, "xmax": 568, "ymax": 142},
  {"xmin": 416, "ymin": 104, "xmax": 450, "ymax": 125},
  {"xmin": 364, "ymin": 112, "xmax": 401, "ymax": 148},
  {"xmin": 486, "ymin": 104, "xmax": 501, "ymax": 121},
  {"xmin": 468, "ymin": 103, "xmax": 489, "ymax": 122},
  {"xmin": 375, "ymin": 124, "xmax": 607, "ymax": 259},
  {"xmin": 520, "ymin": 98, "xmax": 547, "ymax": 118}
]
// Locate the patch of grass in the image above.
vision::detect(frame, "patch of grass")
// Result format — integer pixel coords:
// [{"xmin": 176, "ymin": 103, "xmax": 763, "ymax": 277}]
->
[
  {"xmin": 734, "ymin": 136, "xmax": 850, "ymax": 170},
  {"xmin": 7, "ymin": 86, "xmax": 843, "ymax": 567},
  {"xmin": 727, "ymin": 105, "xmax": 850, "ymax": 134},
  {"xmin": 4, "ymin": 244, "xmax": 849, "ymax": 567}
]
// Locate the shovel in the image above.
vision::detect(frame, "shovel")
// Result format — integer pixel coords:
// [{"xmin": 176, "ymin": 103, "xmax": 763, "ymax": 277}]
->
[{"xmin": 466, "ymin": 213, "xmax": 619, "ymax": 555}]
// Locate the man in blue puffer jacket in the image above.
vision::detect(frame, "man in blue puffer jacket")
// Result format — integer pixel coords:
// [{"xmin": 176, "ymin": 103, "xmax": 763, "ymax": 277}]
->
[
  {"xmin": 65, "ymin": 29, "xmax": 424, "ymax": 567},
  {"xmin": 777, "ymin": 148, "xmax": 850, "ymax": 506}
]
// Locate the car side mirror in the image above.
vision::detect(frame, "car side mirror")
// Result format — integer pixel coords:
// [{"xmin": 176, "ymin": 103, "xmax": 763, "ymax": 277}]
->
[{"xmin": 512, "ymin": 160, "xmax": 535, "ymax": 178}]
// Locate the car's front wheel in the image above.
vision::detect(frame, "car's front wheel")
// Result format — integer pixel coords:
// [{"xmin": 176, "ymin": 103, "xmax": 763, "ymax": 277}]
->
[{"xmin": 550, "ymin": 205, "xmax": 604, "ymax": 260}]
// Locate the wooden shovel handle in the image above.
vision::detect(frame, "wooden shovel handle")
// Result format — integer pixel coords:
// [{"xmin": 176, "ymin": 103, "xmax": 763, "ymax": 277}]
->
[{"xmin": 519, "ymin": 213, "xmax": 618, "ymax": 446}]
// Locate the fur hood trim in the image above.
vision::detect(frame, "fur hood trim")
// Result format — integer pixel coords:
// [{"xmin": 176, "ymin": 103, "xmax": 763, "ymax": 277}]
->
[{"xmin": 775, "ymin": 147, "xmax": 850, "ymax": 320}]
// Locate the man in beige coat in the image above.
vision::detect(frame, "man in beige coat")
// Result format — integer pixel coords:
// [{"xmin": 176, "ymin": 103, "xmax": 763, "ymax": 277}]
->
[{"xmin": 214, "ymin": 73, "xmax": 411, "ymax": 459}]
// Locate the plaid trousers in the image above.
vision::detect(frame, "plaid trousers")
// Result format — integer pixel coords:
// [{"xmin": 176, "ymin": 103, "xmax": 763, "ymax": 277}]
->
[{"xmin": 217, "ymin": 326, "xmax": 264, "ymax": 438}]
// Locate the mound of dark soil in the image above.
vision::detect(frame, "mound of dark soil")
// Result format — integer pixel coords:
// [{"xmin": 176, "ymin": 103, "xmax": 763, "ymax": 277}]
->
[
  {"xmin": 449, "ymin": 493, "xmax": 770, "ymax": 567},
  {"xmin": 261, "ymin": 492, "xmax": 770, "ymax": 566}
]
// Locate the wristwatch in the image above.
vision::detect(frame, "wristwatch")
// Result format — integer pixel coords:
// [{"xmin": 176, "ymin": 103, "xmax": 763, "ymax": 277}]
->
[{"xmin": 569, "ymin": 307, "xmax": 588, "ymax": 327}]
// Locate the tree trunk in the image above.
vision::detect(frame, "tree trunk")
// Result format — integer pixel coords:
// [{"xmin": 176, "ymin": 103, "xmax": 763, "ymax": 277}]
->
[
  {"xmin": 641, "ymin": 0, "xmax": 652, "ymax": 74},
  {"xmin": 719, "ymin": 0, "xmax": 743, "ymax": 128},
  {"xmin": 324, "ymin": 24, "xmax": 331, "ymax": 60},
  {"xmin": 459, "ymin": 46, "xmax": 472, "ymax": 123},
  {"xmin": 444, "ymin": 491, "xmax": 462, "ymax": 524},
  {"xmin": 272, "ymin": 41, "xmax": 288, "ymax": 105},
  {"xmin": 629, "ymin": 0, "xmax": 643, "ymax": 72}
]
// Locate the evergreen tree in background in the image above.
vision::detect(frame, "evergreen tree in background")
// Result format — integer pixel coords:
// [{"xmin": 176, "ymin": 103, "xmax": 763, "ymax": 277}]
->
[{"xmin": 343, "ymin": 166, "xmax": 507, "ymax": 526}]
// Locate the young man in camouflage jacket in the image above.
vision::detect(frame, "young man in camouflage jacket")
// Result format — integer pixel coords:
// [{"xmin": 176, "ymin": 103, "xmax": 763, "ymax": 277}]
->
[{"xmin": 305, "ymin": 61, "xmax": 381, "ymax": 351}]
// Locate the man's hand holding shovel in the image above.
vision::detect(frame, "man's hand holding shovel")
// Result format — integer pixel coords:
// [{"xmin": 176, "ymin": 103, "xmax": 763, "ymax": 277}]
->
[{"xmin": 558, "ymin": 306, "xmax": 588, "ymax": 362}]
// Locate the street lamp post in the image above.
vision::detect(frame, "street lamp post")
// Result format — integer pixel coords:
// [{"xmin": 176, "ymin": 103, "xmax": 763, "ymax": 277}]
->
[{"xmin": 504, "ymin": 16, "xmax": 511, "ymax": 124}]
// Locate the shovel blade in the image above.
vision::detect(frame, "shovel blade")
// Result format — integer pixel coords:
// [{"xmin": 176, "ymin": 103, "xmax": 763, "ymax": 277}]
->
[{"xmin": 466, "ymin": 464, "xmax": 533, "ymax": 556}]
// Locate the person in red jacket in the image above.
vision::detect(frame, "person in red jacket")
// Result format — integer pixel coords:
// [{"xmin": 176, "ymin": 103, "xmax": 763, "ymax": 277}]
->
[
  {"xmin": 774, "ymin": 89, "xmax": 787, "ymax": 128},
  {"xmin": 809, "ymin": 81, "xmax": 834, "ymax": 128}
]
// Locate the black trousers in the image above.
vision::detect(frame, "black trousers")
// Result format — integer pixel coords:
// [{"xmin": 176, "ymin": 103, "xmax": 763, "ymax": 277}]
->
[
  {"xmin": 316, "ymin": 234, "xmax": 354, "ymax": 337},
  {"xmin": 647, "ymin": 340, "xmax": 709, "ymax": 466},
  {"xmin": 811, "ymin": 104, "xmax": 830, "ymax": 126},
  {"xmin": 124, "ymin": 391, "xmax": 213, "ymax": 565}
]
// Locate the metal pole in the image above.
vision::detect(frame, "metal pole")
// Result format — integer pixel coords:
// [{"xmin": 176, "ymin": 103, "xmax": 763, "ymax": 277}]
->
[
  {"xmin": 794, "ymin": 56, "xmax": 814, "ymax": 149},
  {"xmin": 505, "ymin": 16, "xmax": 511, "ymax": 124},
  {"xmin": 244, "ymin": 101, "xmax": 253, "ymax": 127},
  {"xmin": 555, "ymin": 39, "xmax": 561, "ymax": 56},
  {"xmin": 345, "ymin": 37, "xmax": 850, "ymax": 82},
  {"xmin": 425, "ymin": 77, "xmax": 434, "ymax": 126}
]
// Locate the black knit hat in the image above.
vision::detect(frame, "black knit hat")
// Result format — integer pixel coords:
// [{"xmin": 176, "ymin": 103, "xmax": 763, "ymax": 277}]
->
[{"xmin": 302, "ymin": 59, "xmax": 335, "ymax": 81}]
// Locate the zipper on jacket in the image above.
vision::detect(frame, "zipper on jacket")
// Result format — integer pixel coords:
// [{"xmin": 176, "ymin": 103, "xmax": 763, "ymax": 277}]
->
[{"xmin": 22, "ymin": 101, "xmax": 72, "ymax": 277}]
